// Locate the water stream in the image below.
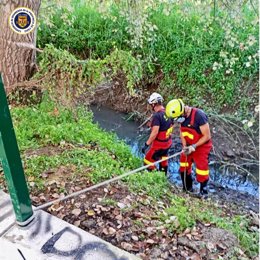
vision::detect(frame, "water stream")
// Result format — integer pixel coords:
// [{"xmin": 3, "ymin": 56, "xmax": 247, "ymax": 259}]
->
[{"xmin": 91, "ymin": 105, "xmax": 259, "ymax": 197}]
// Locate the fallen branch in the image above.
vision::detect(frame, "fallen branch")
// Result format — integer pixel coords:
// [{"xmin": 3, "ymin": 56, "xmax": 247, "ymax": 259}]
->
[
  {"xmin": 219, "ymin": 162, "xmax": 258, "ymax": 181},
  {"xmin": 138, "ymin": 115, "xmax": 152, "ymax": 129}
]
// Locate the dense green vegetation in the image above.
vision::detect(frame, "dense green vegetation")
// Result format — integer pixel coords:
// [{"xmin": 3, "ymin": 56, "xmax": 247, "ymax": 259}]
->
[
  {"xmin": 37, "ymin": 0, "xmax": 259, "ymax": 118},
  {"xmin": 3, "ymin": 99, "xmax": 257, "ymax": 257}
]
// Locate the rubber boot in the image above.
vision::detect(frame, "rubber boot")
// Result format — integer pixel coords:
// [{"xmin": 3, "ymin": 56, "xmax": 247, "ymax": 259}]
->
[
  {"xmin": 159, "ymin": 165, "xmax": 168, "ymax": 176},
  {"xmin": 163, "ymin": 166, "xmax": 168, "ymax": 176},
  {"xmin": 180, "ymin": 172, "xmax": 193, "ymax": 192},
  {"xmin": 199, "ymin": 180, "xmax": 208, "ymax": 198}
]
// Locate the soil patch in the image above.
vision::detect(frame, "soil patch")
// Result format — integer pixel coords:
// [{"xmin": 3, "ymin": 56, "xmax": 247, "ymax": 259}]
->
[{"xmin": 27, "ymin": 180, "xmax": 260, "ymax": 260}]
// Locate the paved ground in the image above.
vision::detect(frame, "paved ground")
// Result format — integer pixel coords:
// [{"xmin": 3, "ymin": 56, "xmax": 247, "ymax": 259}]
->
[{"xmin": 0, "ymin": 190, "xmax": 140, "ymax": 260}]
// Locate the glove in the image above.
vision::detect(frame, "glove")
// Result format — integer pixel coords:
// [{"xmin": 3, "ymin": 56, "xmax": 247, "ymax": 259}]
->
[
  {"xmin": 141, "ymin": 143, "xmax": 149, "ymax": 154},
  {"xmin": 183, "ymin": 144, "xmax": 196, "ymax": 155},
  {"xmin": 176, "ymin": 116, "xmax": 185, "ymax": 123}
]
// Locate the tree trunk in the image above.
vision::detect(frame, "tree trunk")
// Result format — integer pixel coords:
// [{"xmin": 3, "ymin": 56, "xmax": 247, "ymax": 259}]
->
[{"xmin": 0, "ymin": 0, "xmax": 40, "ymax": 93}]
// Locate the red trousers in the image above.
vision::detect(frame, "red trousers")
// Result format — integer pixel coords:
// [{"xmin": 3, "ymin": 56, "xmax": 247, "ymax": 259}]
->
[
  {"xmin": 179, "ymin": 142, "xmax": 212, "ymax": 183},
  {"xmin": 144, "ymin": 142, "xmax": 171, "ymax": 170}
]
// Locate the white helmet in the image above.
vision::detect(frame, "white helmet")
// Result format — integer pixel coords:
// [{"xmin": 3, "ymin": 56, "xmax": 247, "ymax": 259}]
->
[{"xmin": 147, "ymin": 92, "xmax": 163, "ymax": 104}]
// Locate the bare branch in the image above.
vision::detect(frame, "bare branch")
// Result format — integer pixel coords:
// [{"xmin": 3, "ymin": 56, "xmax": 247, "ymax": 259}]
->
[{"xmin": 1, "ymin": 39, "xmax": 44, "ymax": 52}]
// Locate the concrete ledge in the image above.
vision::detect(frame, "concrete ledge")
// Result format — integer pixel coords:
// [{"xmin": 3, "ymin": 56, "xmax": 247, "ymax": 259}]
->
[
  {"xmin": 0, "ymin": 191, "xmax": 140, "ymax": 260},
  {"xmin": 0, "ymin": 190, "xmax": 16, "ymax": 236},
  {"xmin": 0, "ymin": 237, "xmax": 45, "ymax": 260}
]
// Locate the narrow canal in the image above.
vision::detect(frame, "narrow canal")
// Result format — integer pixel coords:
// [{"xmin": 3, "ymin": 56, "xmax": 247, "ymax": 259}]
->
[{"xmin": 91, "ymin": 105, "xmax": 259, "ymax": 198}]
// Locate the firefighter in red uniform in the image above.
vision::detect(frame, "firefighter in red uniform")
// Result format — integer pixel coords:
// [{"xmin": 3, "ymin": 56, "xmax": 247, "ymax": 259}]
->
[
  {"xmin": 165, "ymin": 99, "xmax": 212, "ymax": 195},
  {"xmin": 141, "ymin": 93, "xmax": 173, "ymax": 175}
]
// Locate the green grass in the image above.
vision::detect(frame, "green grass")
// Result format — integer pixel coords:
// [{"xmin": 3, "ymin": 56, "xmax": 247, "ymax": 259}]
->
[
  {"xmin": 128, "ymin": 170, "xmax": 170, "ymax": 199},
  {"xmin": 12, "ymin": 96, "xmax": 139, "ymax": 166},
  {"xmin": 101, "ymin": 198, "xmax": 117, "ymax": 207}
]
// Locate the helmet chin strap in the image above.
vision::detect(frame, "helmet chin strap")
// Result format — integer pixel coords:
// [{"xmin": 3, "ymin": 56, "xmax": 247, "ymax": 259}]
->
[{"xmin": 184, "ymin": 106, "xmax": 191, "ymax": 117}]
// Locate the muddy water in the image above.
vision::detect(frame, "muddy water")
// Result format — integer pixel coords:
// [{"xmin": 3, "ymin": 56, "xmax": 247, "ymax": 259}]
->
[{"xmin": 91, "ymin": 105, "xmax": 259, "ymax": 198}]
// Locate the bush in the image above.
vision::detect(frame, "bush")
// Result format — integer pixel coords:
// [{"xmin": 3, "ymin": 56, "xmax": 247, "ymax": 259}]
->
[{"xmin": 37, "ymin": 1, "xmax": 259, "ymax": 115}]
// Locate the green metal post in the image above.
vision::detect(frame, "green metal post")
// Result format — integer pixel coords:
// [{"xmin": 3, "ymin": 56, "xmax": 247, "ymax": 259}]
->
[{"xmin": 0, "ymin": 74, "xmax": 33, "ymax": 225}]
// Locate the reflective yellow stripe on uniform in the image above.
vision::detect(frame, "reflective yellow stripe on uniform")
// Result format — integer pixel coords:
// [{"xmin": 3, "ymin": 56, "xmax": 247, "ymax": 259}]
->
[
  {"xmin": 196, "ymin": 168, "xmax": 209, "ymax": 176},
  {"xmin": 162, "ymin": 156, "xmax": 168, "ymax": 160},
  {"xmin": 180, "ymin": 162, "xmax": 189, "ymax": 167},
  {"xmin": 182, "ymin": 132, "xmax": 194, "ymax": 139},
  {"xmin": 144, "ymin": 158, "xmax": 153, "ymax": 165},
  {"xmin": 166, "ymin": 126, "xmax": 173, "ymax": 138}
]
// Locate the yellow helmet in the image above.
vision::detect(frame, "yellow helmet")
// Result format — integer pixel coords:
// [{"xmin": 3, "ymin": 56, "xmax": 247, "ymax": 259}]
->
[{"xmin": 166, "ymin": 99, "xmax": 184, "ymax": 118}]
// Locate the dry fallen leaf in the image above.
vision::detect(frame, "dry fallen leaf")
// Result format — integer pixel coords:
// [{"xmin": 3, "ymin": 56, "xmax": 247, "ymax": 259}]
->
[
  {"xmin": 117, "ymin": 202, "xmax": 126, "ymax": 209},
  {"xmin": 74, "ymin": 220, "xmax": 81, "ymax": 227},
  {"xmin": 50, "ymin": 203, "xmax": 64, "ymax": 212},
  {"xmin": 161, "ymin": 229, "xmax": 167, "ymax": 236},
  {"xmin": 52, "ymin": 193, "xmax": 60, "ymax": 199},
  {"xmin": 216, "ymin": 243, "xmax": 227, "ymax": 250},
  {"xmin": 198, "ymin": 248, "xmax": 207, "ymax": 257},
  {"xmin": 41, "ymin": 173, "xmax": 48, "ymax": 178},
  {"xmin": 133, "ymin": 212, "xmax": 143, "ymax": 218},
  {"xmin": 146, "ymin": 227, "xmax": 155, "ymax": 235},
  {"xmin": 194, "ymin": 235, "xmax": 203, "ymax": 241},
  {"xmin": 190, "ymin": 253, "xmax": 202, "ymax": 260},
  {"xmin": 206, "ymin": 242, "xmax": 216, "ymax": 251},
  {"xmin": 186, "ymin": 233, "xmax": 192, "ymax": 240},
  {"xmin": 121, "ymin": 242, "xmax": 133, "ymax": 251},
  {"xmin": 75, "ymin": 202, "xmax": 81, "ymax": 208},
  {"xmin": 75, "ymin": 186, "xmax": 81, "ymax": 191},
  {"xmin": 72, "ymin": 208, "xmax": 81, "ymax": 216},
  {"xmin": 183, "ymin": 228, "xmax": 191, "ymax": 234},
  {"xmin": 115, "ymin": 214, "xmax": 123, "ymax": 220},
  {"xmin": 131, "ymin": 235, "xmax": 139, "ymax": 241},
  {"xmin": 31, "ymin": 196, "xmax": 40, "ymax": 203},
  {"xmin": 108, "ymin": 227, "xmax": 116, "ymax": 235},
  {"xmin": 102, "ymin": 228, "xmax": 109, "ymax": 235},
  {"xmin": 40, "ymin": 195, "xmax": 47, "ymax": 202},
  {"xmin": 48, "ymin": 180, "xmax": 57, "ymax": 185},
  {"xmin": 146, "ymin": 239, "xmax": 155, "ymax": 244},
  {"xmin": 87, "ymin": 209, "xmax": 95, "ymax": 216},
  {"xmin": 52, "ymin": 107, "xmax": 59, "ymax": 116},
  {"xmin": 116, "ymin": 220, "xmax": 122, "ymax": 229}
]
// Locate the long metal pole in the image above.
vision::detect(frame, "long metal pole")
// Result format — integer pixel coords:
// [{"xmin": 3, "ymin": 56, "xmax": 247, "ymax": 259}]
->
[
  {"xmin": 35, "ymin": 151, "xmax": 182, "ymax": 211},
  {"xmin": 0, "ymin": 74, "xmax": 34, "ymax": 225}
]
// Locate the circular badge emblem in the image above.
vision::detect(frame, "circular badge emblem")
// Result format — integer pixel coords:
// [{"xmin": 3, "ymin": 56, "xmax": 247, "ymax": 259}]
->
[{"xmin": 9, "ymin": 7, "xmax": 36, "ymax": 34}]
